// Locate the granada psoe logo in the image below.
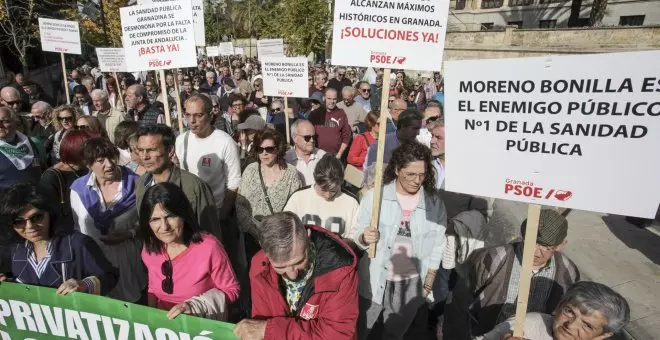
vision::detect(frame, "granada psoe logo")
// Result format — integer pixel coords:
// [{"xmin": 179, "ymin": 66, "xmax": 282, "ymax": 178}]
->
[
  {"xmin": 504, "ymin": 179, "xmax": 572, "ymax": 201},
  {"xmin": 370, "ymin": 51, "xmax": 406, "ymax": 65}
]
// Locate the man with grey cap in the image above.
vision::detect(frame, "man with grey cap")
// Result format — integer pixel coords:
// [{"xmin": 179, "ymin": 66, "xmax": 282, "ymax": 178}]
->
[
  {"xmin": 236, "ymin": 114, "xmax": 266, "ymax": 169},
  {"xmin": 443, "ymin": 209, "xmax": 580, "ymax": 340}
]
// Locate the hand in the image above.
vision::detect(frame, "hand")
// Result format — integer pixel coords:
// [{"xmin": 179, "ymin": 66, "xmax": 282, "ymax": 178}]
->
[
  {"xmin": 56, "ymin": 279, "xmax": 87, "ymax": 295},
  {"xmin": 234, "ymin": 319, "xmax": 266, "ymax": 340},
  {"xmin": 0, "ymin": 274, "xmax": 6, "ymax": 282},
  {"xmin": 167, "ymin": 302, "xmax": 192, "ymax": 320},
  {"xmin": 362, "ymin": 227, "xmax": 380, "ymax": 245}
]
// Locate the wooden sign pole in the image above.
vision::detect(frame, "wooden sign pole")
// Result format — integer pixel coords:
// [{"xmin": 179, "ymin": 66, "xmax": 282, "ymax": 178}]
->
[
  {"xmin": 61, "ymin": 53, "xmax": 70, "ymax": 104},
  {"xmin": 158, "ymin": 70, "xmax": 172, "ymax": 127},
  {"xmin": 113, "ymin": 72, "xmax": 124, "ymax": 109},
  {"xmin": 284, "ymin": 96, "xmax": 290, "ymax": 145},
  {"xmin": 368, "ymin": 68, "xmax": 392, "ymax": 258},
  {"xmin": 172, "ymin": 69, "xmax": 184, "ymax": 133},
  {"xmin": 512, "ymin": 203, "xmax": 542, "ymax": 337}
]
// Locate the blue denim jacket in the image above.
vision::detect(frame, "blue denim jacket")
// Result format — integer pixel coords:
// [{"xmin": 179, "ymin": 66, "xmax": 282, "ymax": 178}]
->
[{"xmin": 354, "ymin": 182, "xmax": 447, "ymax": 304}]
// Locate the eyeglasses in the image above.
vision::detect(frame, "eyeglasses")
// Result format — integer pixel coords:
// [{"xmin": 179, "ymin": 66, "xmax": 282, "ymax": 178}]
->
[
  {"xmin": 402, "ymin": 172, "xmax": 426, "ymax": 181},
  {"xmin": 0, "ymin": 118, "xmax": 13, "ymax": 125},
  {"xmin": 426, "ymin": 115, "xmax": 441, "ymax": 123},
  {"xmin": 13, "ymin": 212, "xmax": 46, "ymax": 229},
  {"xmin": 361, "ymin": 89, "xmax": 371, "ymax": 93},
  {"xmin": 232, "ymin": 103, "xmax": 245, "ymax": 108},
  {"xmin": 74, "ymin": 125, "xmax": 90, "ymax": 130},
  {"xmin": 256, "ymin": 146, "xmax": 276, "ymax": 154},
  {"xmin": 161, "ymin": 259, "xmax": 173, "ymax": 294},
  {"xmin": 301, "ymin": 134, "xmax": 316, "ymax": 143},
  {"xmin": 338, "ymin": 73, "xmax": 345, "ymax": 76},
  {"xmin": 3, "ymin": 100, "xmax": 20, "ymax": 106},
  {"xmin": 57, "ymin": 116, "xmax": 74, "ymax": 122},
  {"xmin": 536, "ymin": 243, "xmax": 558, "ymax": 253},
  {"xmin": 272, "ymin": 107, "xmax": 281, "ymax": 112},
  {"xmin": 308, "ymin": 78, "xmax": 312, "ymax": 81}
]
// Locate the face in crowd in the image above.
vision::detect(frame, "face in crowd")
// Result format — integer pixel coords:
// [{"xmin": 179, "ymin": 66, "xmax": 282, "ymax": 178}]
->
[
  {"xmin": 429, "ymin": 124, "xmax": 445, "ymax": 158},
  {"xmin": 138, "ymin": 134, "xmax": 172, "ymax": 175},
  {"xmin": 0, "ymin": 109, "xmax": 17, "ymax": 141},
  {"xmin": 359, "ymin": 83, "xmax": 371, "ymax": 99},
  {"xmin": 294, "ymin": 121, "xmax": 316, "ymax": 155},
  {"xmin": 342, "ymin": 88, "xmax": 355, "ymax": 106},
  {"xmin": 396, "ymin": 160, "xmax": 425, "ymax": 195},
  {"xmin": 184, "ymin": 99, "xmax": 212, "ymax": 136},
  {"xmin": 324, "ymin": 89, "xmax": 338, "ymax": 111},
  {"xmin": 257, "ymin": 138, "xmax": 277, "ymax": 167},
  {"xmin": 125, "ymin": 85, "xmax": 143, "ymax": 110},
  {"xmin": 269, "ymin": 236, "xmax": 310, "ymax": 281},
  {"xmin": 57, "ymin": 109, "xmax": 75, "ymax": 131},
  {"xmin": 149, "ymin": 203, "xmax": 185, "ymax": 245}
]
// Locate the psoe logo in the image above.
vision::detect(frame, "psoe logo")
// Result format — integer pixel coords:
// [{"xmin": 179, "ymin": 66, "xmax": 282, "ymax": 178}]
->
[
  {"xmin": 370, "ymin": 51, "xmax": 406, "ymax": 65},
  {"xmin": 504, "ymin": 178, "xmax": 572, "ymax": 201},
  {"xmin": 278, "ymin": 90, "xmax": 293, "ymax": 96}
]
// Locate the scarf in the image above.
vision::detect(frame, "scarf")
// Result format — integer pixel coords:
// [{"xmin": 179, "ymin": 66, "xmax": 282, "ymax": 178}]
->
[
  {"xmin": 0, "ymin": 132, "xmax": 35, "ymax": 170},
  {"xmin": 70, "ymin": 166, "xmax": 138, "ymax": 235}
]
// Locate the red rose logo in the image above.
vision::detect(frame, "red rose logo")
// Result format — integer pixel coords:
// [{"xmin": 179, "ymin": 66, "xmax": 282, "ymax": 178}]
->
[
  {"xmin": 554, "ymin": 190, "xmax": 573, "ymax": 201},
  {"xmin": 397, "ymin": 57, "xmax": 407, "ymax": 64}
]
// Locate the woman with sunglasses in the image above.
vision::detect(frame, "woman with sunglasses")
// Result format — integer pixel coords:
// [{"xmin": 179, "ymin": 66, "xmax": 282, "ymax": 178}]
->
[
  {"xmin": 0, "ymin": 183, "xmax": 117, "ymax": 296},
  {"xmin": 76, "ymin": 115, "xmax": 109, "ymax": 140},
  {"xmin": 354, "ymin": 142, "xmax": 447, "ymax": 339},
  {"xmin": 140, "ymin": 183, "xmax": 239, "ymax": 320},
  {"xmin": 70, "ymin": 137, "xmax": 147, "ymax": 303},
  {"xmin": 50, "ymin": 105, "xmax": 82, "ymax": 164}
]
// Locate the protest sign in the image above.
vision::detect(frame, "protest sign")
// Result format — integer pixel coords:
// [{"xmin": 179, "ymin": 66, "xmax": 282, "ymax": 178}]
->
[
  {"xmin": 261, "ymin": 57, "xmax": 308, "ymax": 98},
  {"xmin": 0, "ymin": 282, "xmax": 236, "ymax": 339},
  {"xmin": 207, "ymin": 46, "xmax": 220, "ymax": 57},
  {"xmin": 257, "ymin": 39, "xmax": 284, "ymax": 58},
  {"xmin": 331, "ymin": 0, "xmax": 449, "ymax": 71},
  {"xmin": 120, "ymin": 0, "xmax": 197, "ymax": 71},
  {"xmin": 137, "ymin": 0, "xmax": 205, "ymax": 46},
  {"xmin": 38, "ymin": 18, "xmax": 82, "ymax": 55},
  {"xmin": 96, "ymin": 48, "xmax": 127, "ymax": 72},
  {"xmin": 218, "ymin": 42, "xmax": 235, "ymax": 56},
  {"xmin": 235, "ymin": 47, "xmax": 245, "ymax": 55},
  {"xmin": 444, "ymin": 50, "xmax": 660, "ymax": 218}
]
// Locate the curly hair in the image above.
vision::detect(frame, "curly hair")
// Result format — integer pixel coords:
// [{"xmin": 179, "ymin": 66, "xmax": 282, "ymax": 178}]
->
[
  {"xmin": 383, "ymin": 142, "xmax": 436, "ymax": 196},
  {"xmin": 52, "ymin": 105, "xmax": 83, "ymax": 130},
  {"xmin": 250, "ymin": 128, "xmax": 287, "ymax": 169}
]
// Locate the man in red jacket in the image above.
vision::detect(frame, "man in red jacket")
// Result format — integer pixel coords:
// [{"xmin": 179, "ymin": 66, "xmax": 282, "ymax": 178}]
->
[{"xmin": 234, "ymin": 212, "xmax": 358, "ymax": 340}]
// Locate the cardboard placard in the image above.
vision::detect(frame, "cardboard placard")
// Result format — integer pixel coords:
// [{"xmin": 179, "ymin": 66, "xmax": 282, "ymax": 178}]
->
[
  {"xmin": 206, "ymin": 46, "xmax": 220, "ymax": 57},
  {"xmin": 96, "ymin": 48, "xmax": 127, "ymax": 72},
  {"xmin": 235, "ymin": 47, "xmax": 245, "ymax": 55},
  {"xmin": 38, "ymin": 18, "xmax": 82, "ymax": 55},
  {"xmin": 331, "ymin": 0, "xmax": 449, "ymax": 71},
  {"xmin": 444, "ymin": 51, "xmax": 660, "ymax": 218},
  {"xmin": 261, "ymin": 56, "xmax": 308, "ymax": 98},
  {"xmin": 257, "ymin": 39, "xmax": 284, "ymax": 58},
  {"xmin": 137, "ymin": 0, "xmax": 205, "ymax": 46},
  {"xmin": 218, "ymin": 42, "xmax": 235, "ymax": 56}
]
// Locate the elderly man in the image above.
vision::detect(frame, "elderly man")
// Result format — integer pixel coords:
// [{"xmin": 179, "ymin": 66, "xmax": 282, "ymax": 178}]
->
[
  {"xmin": 234, "ymin": 212, "xmax": 358, "ymax": 340},
  {"xmin": 337, "ymin": 86, "xmax": 368, "ymax": 132},
  {"xmin": 200, "ymin": 71, "xmax": 220, "ymax": 95},
  {"xmin": 284, "ymin": 154, "xmax": 359, "ymax": 240},
  {"xmin": 354, "ymin": 81, "xmax": 372, "ymax": 112},
  {"xmin": 91, "ymin": 89, "xmax": 127, "ymax": 143},
  {"xmin": 135, "ymin": 124, "xmax": 219, "ymax": 235},
  {"xmin": 416, "ymin": 103, "xmax": 443, "ymax": 147},
  {"xmin": 327, "ymin": 67, "xmax": 353, "ymax": 94},
  {"xmin": 309, "ymin": 72, "xmax": 327, "ymax": 97},
  {"xmin": 308, "ymin": 88, "xmax": 351, "ymax": 157},
  {"xmin": 444, "ymin": 209, "xmax": 581, "ymax": 339},
  {"xmin": 481, "ymin": 281, "xmax": 630, "ymax": 340},
  {"xmin": 29, "ymin": 101, "xmax": 55, "ymax": 142},
  {"xmin": 1, "ymin": 86, "xmax": 23, "ymax": 112},
  {"xmin": 286, "ymin": 119, "xmax": 327, "ymax": 186},
  {"xmin": 81, "ymin": 76, "xmax": 95, "ymax": 94},
  {"xmin": 125, "ymin": 84, "xmax": 164, "ymax": 125},
  {"xmin": 0, "ymin": 107, "xmax": 42, "ymax": 189}
]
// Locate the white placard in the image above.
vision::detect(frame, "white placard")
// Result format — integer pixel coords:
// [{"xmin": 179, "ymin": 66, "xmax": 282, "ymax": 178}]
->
[
  {"xmin": 38, "ymin": 18, "xmax": 82, "ymax": 55},
  {"xmin": 120, "ymin": 0, "xmax": 197, "ymax": 71},
  {"xmin": 257, "ymin": 39, "xmax": 284, "ymax": 58},
  {"xmin": 235, "ymin": 47, "xmax": 245, "ymax": 55},
  {"xmin": 444, "ymin": 51, "xmax": 660, "ymax": 218},
  {"xmin": 331, "ymin": 0, "xmax": 448, "ymax": 71},
  {"xmin": 137, "ymin": 0, "xmax": 205, "ymax": 46},
  {"xmin": 261, "ymin": 57, "xmax": 309, "ymax": 98},
  {"xmin": 218, "ymin": 42, "xmax": 235, "ymax": 56},
  {"xmin": 206, "ymin": 46, "xmax": 219, "ymax": 57},
  {"xmin": 96, "ymin": 48, "xmax": 127, "ymax": 72}
]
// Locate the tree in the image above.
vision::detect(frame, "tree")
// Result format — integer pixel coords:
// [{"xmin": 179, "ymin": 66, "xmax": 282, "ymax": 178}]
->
[
  {"xmin": 589, "ymin": 0, "xmax": 608, "ymax": 26},
  {"xmin": 59, "ymin": 0, "xmax": 124, "ymax": 48},
  {"xmin": 275, "ymin": 0, "xmax": 329, "ymax": 57},
  {"xmin": 229, "ymin": 0, "xmax": 279, "ymax": 38},
  {"xmin": 0, "ymin": 0, "xmax": 42, "ymax": 72},
  {"xmin": 204, "ymin": 0, "xmax": 232, "ymax": 45}
]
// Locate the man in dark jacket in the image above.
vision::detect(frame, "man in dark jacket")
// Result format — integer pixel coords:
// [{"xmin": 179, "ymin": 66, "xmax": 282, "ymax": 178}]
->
[
  {"xmin": 327, "ymin": 67, "xmax": 352, "ymax": 95},
  {"xmin": 125, "ymin": 84, "xmax": 164, "ymax": 125},
  {"xmin": 307, "ymin": 88, "xmax": 351, "ymax": 158},
  {"xmin": 234, "ymin": 212, "xmax": 358, "ymax": 340}
]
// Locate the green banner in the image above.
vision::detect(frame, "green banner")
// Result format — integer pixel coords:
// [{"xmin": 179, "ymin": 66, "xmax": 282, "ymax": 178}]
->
[{"xmin": 0, "ymin": 282, "xmax": 237, "ymax": 339}]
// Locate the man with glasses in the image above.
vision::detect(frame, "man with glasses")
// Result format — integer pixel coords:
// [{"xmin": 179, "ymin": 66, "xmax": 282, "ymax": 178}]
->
[
  {"xmin": 307, "ymin": 88, "xmax": 351, "ymax": 158},
  {"xmin": 337, "ymin": 86, "xmax": 368, "ymax": 133},
  {"xmin": 0, "ymin": 107, "xmax": 42, "ymax": 189},
  {"xmin": 327, "ymin": 67, "xmax": 353, "ymax": 94},
  {"xmin": 29, "ymin": 101, "xmax": 55, "ymax": 143},
  {"xmin": 91, "ymin": 89, "xmax": 128, "ymax": 143},
  {"xmin": 286, "ymin": 119, "xmax": 326, "ymax": 186},
  {"xmin": 354, "ymin": 81, "xmax": 372, "ymax": 112},
  {"xmin": 416, "ymin": 102, "xmax": 443, "ymax": 148},
  {"xmin": 125, "ymin": 84, "xmax": 164, "ymax": 126},
  {"xmin": 284, "ymin": 154, "xmax": 359, "ymax": 241},
  {"xmin": 135, "ymin": 124, "xmax": 219, "ymax": 236},
  {"xmin": 444, "ymin": 209, "xmax": 580, "ymax": 340}
]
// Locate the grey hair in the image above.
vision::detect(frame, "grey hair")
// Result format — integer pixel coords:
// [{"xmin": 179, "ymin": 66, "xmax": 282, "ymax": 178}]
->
[
  {"xmin": 31, "ymin": 101, "xmax": 52, "ymax": 114},
  {"xmin": 0, "ymin": 106, "xmax": 19, "ymax": 122},
  {"xmin": 313, "ymin": 153, "xmax": 344, "ymax": 190},
  {"xmin": 185, "ymin": 94, "xmax": 213, "ymax": 117},
  {"xmin": 258, "ymin": 212, "xmax": 308, "ymax": 263},
  {"xmin": 132, "ymin": 84, "xmax": 148, "ymax": 102},
  {"xmin": 81, "ymin": 76, "xmax": 94, "ymax": 86},
  {"xmin": 205, "ymin": 71, "xmax": 215, "ymax": 78},
  {"xmin": 90, "ymin": 89, "xmax": 109, "ymax": 101},
  {"xmin": 271, "ymin": 99, "xmax": 283, "ymax": 109},
  {"xmin": 426, "ymin": 118, "xmax": 445, "ymax": 130},
  {"xmin": 558, "ymin": 281, "xmax": 630, "ymax": 334},
  {"xmin": 341, "ymin": 86, "xmax": 355, "ymax": 95},
  {"xmin": 290, "ymin": 119, "xmax": 312, "ymax": 138}
]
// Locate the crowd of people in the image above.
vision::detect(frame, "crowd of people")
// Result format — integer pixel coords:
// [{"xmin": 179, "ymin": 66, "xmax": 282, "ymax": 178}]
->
[{"xmin": 0, "ymin": 55, "xmax": 630, "ymax": 340}]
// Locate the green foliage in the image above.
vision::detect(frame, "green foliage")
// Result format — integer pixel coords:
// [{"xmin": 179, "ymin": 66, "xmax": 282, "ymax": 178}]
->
[
  {"xmin": 273, "ymin": 0, "xmax": 330, "ymax": 57},
  {"xmin": 204, "ymin": 0, "xmax": 231, "ymax": 45}
]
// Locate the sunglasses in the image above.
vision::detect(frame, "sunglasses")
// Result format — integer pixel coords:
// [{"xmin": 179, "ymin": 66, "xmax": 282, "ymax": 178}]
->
[
  {"xmin": 426, "ymin": 115, "xmax": 442, "ymax": 123},
  {"xmin": 161, "ymin": 259, "xmax": 173, "ymax": 294},
  {"xmin": 256, "ymin": 146, "xmax": 276, "ymax": 154},
  {"xmin": 361, "ymin": 89, "xmax": 371, "ymax": 93},
  {"xmin": 0, "ymin": 118, "xmax": 13, "ymax": 125},
  {"xmin": 338, "ymin": 73, "xmax": 345, "ymax": 76},
  {"xmin": 57, "ymin": 116, "xmax": 74, "ymax": 122},
  {"xmin": 74, "ymin": 125, "xmax": 90, "ymax": 130},
  {"xmin": 13, "ymin": 212, "xmax": 46, "ymax": 229},
  {"xmin": 272, "ymin": 107, "xmax": 281, "ymax": 112},
  {"xmin": 301, "ymin": 134, "xmax": 316, "ymax": 142},
  {"xmin": 4, "ymin": 100, "xmax": 20, "ymax": 106}
]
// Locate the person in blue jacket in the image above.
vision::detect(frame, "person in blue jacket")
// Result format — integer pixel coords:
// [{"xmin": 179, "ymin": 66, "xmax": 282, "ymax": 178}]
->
[{"xmin": 0, "ymin": 183, "xmax": 118, "ymax": 296}]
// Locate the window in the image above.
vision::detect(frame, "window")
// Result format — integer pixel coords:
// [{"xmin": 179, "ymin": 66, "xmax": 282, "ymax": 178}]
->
[
  {"xmin": 507, "ymin": 21, "xmax": 523, "ymax": 28},
  {"xmin": 509, "ymin": 0, "xmax": 533, "ymax": 6},
  {"xmin": 454, "ymin": 0, "xmax": 467, "ymax": 10},
  {"xmin": 481, "ymin": 22, "xmax": 495, "ymax": 30},
  {"xmin": 481, "ymin": 0, "xmax": 503, "ymax": 9},
  {"xmin": 619, "ymin": 15, "xmax": 645, "ymax": 26},
  {"xmin": 539, "ymin": 20, "xmax": 557, "ymax": 28}
]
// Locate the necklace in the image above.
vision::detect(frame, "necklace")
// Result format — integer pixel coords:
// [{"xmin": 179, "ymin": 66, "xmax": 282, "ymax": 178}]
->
[{"xmin": 64, "ymin": 163, "xmax": 82, "ymax": 178}]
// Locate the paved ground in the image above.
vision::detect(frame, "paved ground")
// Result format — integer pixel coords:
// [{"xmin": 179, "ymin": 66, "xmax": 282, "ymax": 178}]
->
[{"xmin": 488, "ymin": 200, "xmax": 660, "ymax": 340}]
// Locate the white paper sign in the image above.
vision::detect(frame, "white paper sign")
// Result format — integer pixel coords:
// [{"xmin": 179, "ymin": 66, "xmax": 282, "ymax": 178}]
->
[
  {"xmin": 261, "ymin": 57, "xmax": 309, "ymax": 98},
  {"xmin": 206, "ymin": 46, "xmax": 219, "ymax": 57},
  {"xmin": 120, "ymin": 0, "xmax": 197, "ymax": 71},
  {"xmin": 331, "ymin": 0, "xmax": 448, "ymax": 71},
  {"xmin": 38, "ymin": 18, "xmax": 82, "ymax": 55},
  {"xmin": 444, "ymin": 51, "xmax": 660, "ymax": 218},
  {"xmin": 257, "ymin": 39, "xmax": 284, "ymax": 58},
  {"xmin": 235, "ymin": 47, "xmax": 245, "ymax": 55},
  {"xmin": 137, "ymin": 0, "xmax": 205, "ymax": 46},
  {"xmin": 96, "ymin": 48, "xmax": 127, "ymax": 72},
  {"xmin": 218, "ymin": 42, "xmax": 235, "ymax": 56}
]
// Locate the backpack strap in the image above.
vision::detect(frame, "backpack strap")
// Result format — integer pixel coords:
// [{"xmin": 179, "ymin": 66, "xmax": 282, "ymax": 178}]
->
[{"xmin": 182, "ymin": 131, "xmax": 190, "ymax": 171}]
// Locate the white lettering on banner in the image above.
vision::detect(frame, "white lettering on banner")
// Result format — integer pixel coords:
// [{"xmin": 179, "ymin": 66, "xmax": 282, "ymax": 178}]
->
[
  {"xmin": 261, "ymin": 57, "xmax": 309, "ymax": 98},
  {"xmin": 120, "ymin": 0, "xmax": 197, "ymax": 71},
  {"xmin": 256, "ymin": 39, "xmax": 284, "ymax": 58},
  {"xmin": 444, "ymin": 50, "xmax": 660, "ymax": 218},
  {"xmin": 38, "ymin": 18, "xmax": 82, "ymax": 55},
  {"xmin": 331, "ymin": 0, "xmax": 449, "ymax": 71}
]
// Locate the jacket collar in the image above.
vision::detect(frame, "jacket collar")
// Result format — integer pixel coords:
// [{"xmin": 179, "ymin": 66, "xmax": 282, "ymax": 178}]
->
[
  {"xmin": 12, "ymin": 233, "xmax": 73, "ymax": 264},
  {"xmin": 381, "ymin": 182, "xmax": 429, "ymax": 211}
]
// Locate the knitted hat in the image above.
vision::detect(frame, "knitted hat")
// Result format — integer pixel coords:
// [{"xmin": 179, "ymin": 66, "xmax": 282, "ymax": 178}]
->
[{"xmin": 521, "ymin": 209, "xmax": 568, "ymax": 246}]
